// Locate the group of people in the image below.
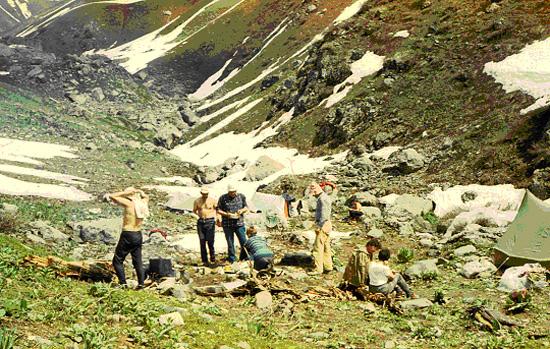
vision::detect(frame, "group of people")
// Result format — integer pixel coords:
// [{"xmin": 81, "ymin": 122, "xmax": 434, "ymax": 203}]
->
[{"xmin": 104, "ymin": 182, "xmax": 415, "ymax": 299}]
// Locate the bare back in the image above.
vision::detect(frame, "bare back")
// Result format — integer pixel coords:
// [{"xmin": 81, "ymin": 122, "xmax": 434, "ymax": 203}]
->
[{"xmin": 122, "ymin": 201, "xmax": 144, "ymax": 232}]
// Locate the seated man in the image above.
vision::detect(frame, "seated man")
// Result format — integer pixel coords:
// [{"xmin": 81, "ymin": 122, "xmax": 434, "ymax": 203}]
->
[
  {"xmin": 342, "ymin": 238, "xmax": 382, "ymax": 287},
  {"xmin": 243, "ymin": 226, "xmax": 274, "ymax": 271},
  {"xmin": 348, "ymin": 197, "xmax": 364, "ymax": 221},
  {"xmin": 368, "ymin": 248, "xmax": 416, "ymax": 298}
]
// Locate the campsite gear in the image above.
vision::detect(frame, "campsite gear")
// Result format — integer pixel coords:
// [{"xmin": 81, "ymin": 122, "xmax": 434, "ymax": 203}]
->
[
  {"xmin": 342, "ymin": 249, "xmax": 370, "ymax": 287},
  {"xmin": 113, "ymin": 231, "xmax": 145, "ymax": 286},
  {"xmin": 149, "ymin": 229, "xmax": 168, "ymax": 240},
  {"xmin": 147, "ymin": 258, "xmax": 175, "ymax": 279},
  {"xmin": 493, "ymin": 191, "xmax": 550, "ymax": 268},
  {"xmin": 279, "ymin": 252, "xmax": 314, "ymax": 266},
  {"xmin": 467, "ymin": 305, "xmax": 524, "ymax": 332}
]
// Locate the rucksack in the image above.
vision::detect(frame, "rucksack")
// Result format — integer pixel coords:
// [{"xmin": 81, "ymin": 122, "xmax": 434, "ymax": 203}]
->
[{"xmin": 342, "ymin": 249, "xmax": 370, "ymax": 287}]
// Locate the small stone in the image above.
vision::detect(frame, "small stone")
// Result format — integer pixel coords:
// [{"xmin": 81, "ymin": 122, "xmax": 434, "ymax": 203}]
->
[
  {"xmin": 255, "ymin": 290, "xmax": 273, "ymax": 310},
  {"xmin": 384, "ymin": 340, "xmax": 396, "ymax": 349},
  {"xmin": 400, "ymin": 298, "xmax": 433, "ymax": 310},
  {"xmin": 419, "ymin": 239, "xmax": 434, "ymax": 247},
  {"xmin": 237, "ymin": 342, "xmax": 251, "ymax": 349},
  {"xmin": 306, "ymin": 4, "xmax": 317, "ymax": 12},
  {"xmin": 0, "ymin": 203, "xmax": 18, "ymax": 214},
  {"xmin": 309, "ymin": 332, "xmax": 330, "ymax": 340},
  {"xmin": 158, "ymin": 312, "xmax": 184, "ymax": 326}
]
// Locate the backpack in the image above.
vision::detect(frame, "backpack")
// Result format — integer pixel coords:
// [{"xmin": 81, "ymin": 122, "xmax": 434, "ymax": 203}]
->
[{"xmin": 342, "ymin": 249, "xmax": 370, "ymax": 287}]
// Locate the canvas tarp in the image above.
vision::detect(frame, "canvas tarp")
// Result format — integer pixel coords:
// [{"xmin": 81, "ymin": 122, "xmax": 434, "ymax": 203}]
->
[
  {"xmin": 249, "ymin": 192, "xmax": 287, "ymax": 228},
  {"xmin": 494, "ymin": 191, "xmax": 550, "ymax": 268}
]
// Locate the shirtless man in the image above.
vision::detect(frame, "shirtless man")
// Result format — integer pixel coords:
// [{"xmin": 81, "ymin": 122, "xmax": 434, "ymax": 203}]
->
[
  {"xmin": 193, "ymin": 187, "xmax": 218, "ymax": 266},
  {"xmin": 104, "ymin": 187, "xmax": 149, "ymax": 288}
]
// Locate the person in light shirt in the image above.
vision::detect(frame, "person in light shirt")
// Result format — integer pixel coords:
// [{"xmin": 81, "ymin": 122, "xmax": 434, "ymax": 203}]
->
[{"xmin": 368, "ymin": 248, "xmax": 416, "ymax": 298}]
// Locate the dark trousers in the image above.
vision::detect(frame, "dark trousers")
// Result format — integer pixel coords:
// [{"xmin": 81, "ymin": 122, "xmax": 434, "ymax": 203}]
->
[
  {"xmin": 112, "ymin": 231, "xmax": 144, "ymax": 286},
  {"xmin": 223, "ymin": 225, "xmax": 247, "ymax": 263},
  {"xmin": 254, "ymin": 256, "xmax": 274, "ymax": 271},
  {"xmin": 197, "ymin": 218, "xmax": 216, "ymax": 264}
]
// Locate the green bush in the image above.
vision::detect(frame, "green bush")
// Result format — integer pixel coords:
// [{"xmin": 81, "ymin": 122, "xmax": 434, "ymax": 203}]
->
[
  {"xmin": 422, "ymin": 211, "xmax": 439, "ymax": 226},
  {"xmin": 397, "ymin": 248, "xmax": 414, "ymax": 263}
]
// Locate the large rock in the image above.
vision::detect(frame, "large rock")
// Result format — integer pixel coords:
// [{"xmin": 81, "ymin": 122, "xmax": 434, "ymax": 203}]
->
[
  {"xmin": 69, "ymin": 218, "xmax": 123, "ymax": 245},
  {"xmin": 459, "ymin": 258, "xmax": 496, "ymax": 279},
  {"xmin": 244, "ymin": 156, "xmax": 284, "ymax": 181},
  {"xmin": 0, "ymin": 203, "xmax": 18, "ymax": 214},
  {"xmin": 445, "ymin": 208, "xmax": 515, "ymax": 238},
  {"xmin": 361, "ymin": 206, "xmax": 382, "ymax": 220},
  {"xmin": 354, "ymin": 192, "xmax": 379, "ymax": 206},
  {"xmin": 453, "ymin": 245, "xmax": 477, "ymax": 257},
  {"xmin": 386, "ymin": 194, "xmax": 433, "ymax": 218},
  {"xmin": 154, "ymin": 124, "xmax": 183, "ymax": 149},
  {"xmin": 178, "ymin": 104, "xmax": 199, "ymax": 126},
  {"xmin": 405, "ymin": 259, "xmax": 439, "ymax": 279},
  {"xmin": 384, "ymin": 148, "xmax": 426, "ymax": 174},
  {"xmin": 28, "ymin": 221, "xmax": 69, "ymax": 242},
  {"xmin": 66, "ymin": 92, "xmax": 88, "ymax": 104},
  {"xmin": 158, "ymin": 312, "xmax": 184, "ymax": 326},
  {"xmin": 90, "ymin": 87, "xmax": 105, "ymax": 101}
]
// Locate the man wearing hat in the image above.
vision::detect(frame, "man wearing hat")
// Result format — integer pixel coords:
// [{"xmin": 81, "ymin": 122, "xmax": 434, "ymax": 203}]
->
[
  {"xmin": 193, "ymin": 187, "xmax": 218, "ymax": 266},
  {"xmin": 217, "ymin": 184, "xmax": 249, "ymax": 263}
]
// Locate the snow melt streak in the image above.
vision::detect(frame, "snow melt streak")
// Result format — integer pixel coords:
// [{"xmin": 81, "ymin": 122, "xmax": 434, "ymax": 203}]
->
[{"xmin": 484, "ymin": 37, "xmax": 550, "ymax": 114}]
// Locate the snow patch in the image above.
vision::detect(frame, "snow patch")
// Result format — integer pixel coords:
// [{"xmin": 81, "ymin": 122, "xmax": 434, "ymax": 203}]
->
[
  {"xmin": 0, "ymin": 164, "xmax": 88, "ymax": 185},
  {"xmin": 484, "ymin": 37, "xmax": 550, "ymax": 114},
  {"xmin": 89, "ymin": 0, "xmax": 246, "ymax": 74},
  {"xmin": 154, "ymin": 176, "xmax": 195, "ymax": 186},
  {"xmin": 322, "ymin": 51, "xmax": 385, "ymax": 108},
  {"xmin": 370, "ymin": 146, "xmax": 401, "ymax": 160},
  {"xmin": 0, "ymin": 174, "xmax": 92, "ymax": 201},
  {"xmin": 428, "ymin": 184, "xmax": 525, "ymax": 218},
  {"xmin": 188, "ymin": 58, "xmax": 239, "ymax": 101},
  {"xmin": 0, "ymin": 71, "xmax": 9, "ymax": 76},
  {"xmin": 0, "ymin": 4, "xmax": 20, "ymax": 22},
  {"xmin": 17, "ymin": 0, "xmax": 143, "ymax": 38},
  {"xmin": 333, "ymin": 0, "xmax": 368, "ymax": 25},
  {"xmin": 7, "ymin": 0, "xmax": 31, "ymax": 19},
  {"xmin": 0, "ymin": 137, "xmax": 78, "ymax": 165}
]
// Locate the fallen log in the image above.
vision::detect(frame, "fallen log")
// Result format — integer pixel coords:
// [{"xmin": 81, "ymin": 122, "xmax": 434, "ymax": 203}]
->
[{"xmin": 23, "ymin": 255, "xmax": 114, "ymax": 283}]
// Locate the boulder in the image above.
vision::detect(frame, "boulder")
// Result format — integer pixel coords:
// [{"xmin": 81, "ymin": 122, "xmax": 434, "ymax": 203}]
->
[
  {"xmin": 66, "ymin": 92, "xmax": 88, "ymax": 104},
  {"xmin": 400, "ymin": 298, "xmax": 433, "ymax": 310},
  {"xmin": 453, "ymin": 245, "xmax": 477, "ymax": 257},
  {"xmin": 158, "ymin": 312, "xmax": 184, "ymax": 326},
  {"xmin": 445, "ymin": 208, "xmax": 515, "ymax": 238},
  {"xmin": 399, "ymin": 223, "xmax": 414, "ymax": 236},
  {"xmin": 154, "ymin": 124, "xmax": 183, "ymax": 149},
  {"xmin": 0, "ymin": 203, "xmax": 18, "ymax": 214},
  {"xmin": 367, "ymin": 228, "xmax": 384, "ymax": 239},
  {"xmin": 384, "ymin": 148, "xmax": 426, "ymax": 174},
  {"xmin": 361, "ymin": 206, "xmax": 382, "ymax": 220},
  {"xmin": 244, "ymin": 156, "xmax": 284, "ymax": 181},
  {"xmin": 28, "ymin": 221, "xmax": 69, "ymax": 242},
  {"xmin": 405, "ymin": 259, "xmax": 439, "ymax": 279},
  {"xmin": 354, "ymin": 191, "xmax": 379, "ymax": 206},
  {"xmin": 69, "ymin": 218, "xmax": 123, "ymax": 245},
  {"xmin": 91, "ymin": 87, "xmax": 105, "ymax": 101},
  {"xmin": 386, "ymin": 194, "xmax": 433, "ymax": 218},
  {"xmin": 459, "ymin": 258, "xmax": 496, "ymax": 279},
  {"xmin": 178, "ymin": 104, "xmax": 199, "ymax": 126}
]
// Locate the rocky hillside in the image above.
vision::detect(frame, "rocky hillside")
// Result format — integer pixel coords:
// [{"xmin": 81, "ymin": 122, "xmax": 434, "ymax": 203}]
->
[{"xmin": 0, "ymin": 0, "xmax": 71, "ymax": 32}]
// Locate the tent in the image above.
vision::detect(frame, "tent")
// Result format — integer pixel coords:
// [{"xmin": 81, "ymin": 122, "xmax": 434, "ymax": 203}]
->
[
  {"xmin": 249, "ymin": 192, "xmax": 287, "ymax": 229},
  {"xmin": 494, "ymin": 190, "xmax": 550, "ymax": 268}
]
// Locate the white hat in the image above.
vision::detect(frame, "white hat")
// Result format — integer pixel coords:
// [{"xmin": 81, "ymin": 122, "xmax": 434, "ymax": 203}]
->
[
  {"xmin": 200, "ymin": 187, "xmax": 209, "ymax": 194},
  {"xmin": 227, "ymin": 184, "xmax": 237, "ymax": 192}
]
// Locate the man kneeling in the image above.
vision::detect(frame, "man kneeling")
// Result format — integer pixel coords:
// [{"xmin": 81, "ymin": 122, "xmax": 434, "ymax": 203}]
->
[
  {"xmin": 368, "ymin": 248, "xmax": 416, "ymax": 298},
  {"xmin": 244, "ymin": 226, "xmax": 274, "ymax": 271}
]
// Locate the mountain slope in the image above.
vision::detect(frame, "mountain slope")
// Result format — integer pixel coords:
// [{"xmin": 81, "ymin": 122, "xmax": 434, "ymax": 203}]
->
[{"xmin": 0, "ymin": 0, "xmax": 72, "ymax": 32}]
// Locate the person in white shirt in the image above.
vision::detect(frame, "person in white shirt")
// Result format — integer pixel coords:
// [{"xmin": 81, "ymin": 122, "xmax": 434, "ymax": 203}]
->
[{"xmin": 368, "ymin": 248, "xmax": 416, "ymax": 298}]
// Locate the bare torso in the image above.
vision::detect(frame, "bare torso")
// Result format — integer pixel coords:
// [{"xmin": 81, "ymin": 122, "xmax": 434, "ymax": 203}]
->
[
  {"xmin": 194, "ymin": 197, "xmax": 217, "ymax": 219},
  {"xmin": 122, "ymin": 202, "xmax": 144, "ymax": 231}
]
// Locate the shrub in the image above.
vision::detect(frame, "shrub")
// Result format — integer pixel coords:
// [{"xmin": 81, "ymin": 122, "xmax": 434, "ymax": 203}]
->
[
  {"xmin": 397, "ymin": 248, "xmax": 414, "ymax": 263},
  {"xmin": 0, "ymin": 212, "xmax": 21, "ymax": 234},
  {"xmin": 422, "ymin": 211, "xmax": 439, "ymax": 226}
]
